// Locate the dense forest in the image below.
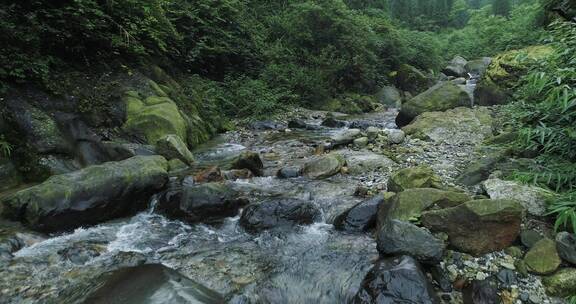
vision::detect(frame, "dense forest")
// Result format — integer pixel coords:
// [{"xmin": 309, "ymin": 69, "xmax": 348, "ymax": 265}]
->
[{"xmin": 1, "ymin": 0, "xmax": 576, "ymax": 303}]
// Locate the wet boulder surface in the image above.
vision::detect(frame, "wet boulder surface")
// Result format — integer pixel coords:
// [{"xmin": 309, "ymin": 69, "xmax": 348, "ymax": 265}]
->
[
  {"xmin": 82, "ymin": 264, "xmax": 224, "ymax": 304},
  {"xmin": 1, "ymin": 155, "xmax": 168, "ymax": 232},
  {"xmin": 334, "ymin": 195, "xmax": 383, "ymax": 232},
  {"xmin": 240, "ymin": 198, "xmax": 321, "ymax": 233},
  {"xmin": 352, "ymin": 255, "xmax": 440, "ymax": 304}
]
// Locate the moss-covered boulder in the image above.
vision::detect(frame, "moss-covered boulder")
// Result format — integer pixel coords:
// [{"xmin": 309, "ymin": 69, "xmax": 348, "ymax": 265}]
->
[
  {"xmin": 396, "ymin": 82, "xmax": 472, "ymax": 127},
  {"xmin": 542, "ymin": 268, "xmax": 576, "ymax": 297},
  {"xmin": 1, "ymin": 155, "xmax": 168, "ymax": 232},
  {"xmin": 387, "ymin": 166, "xmax": 443, "ymax": 192},
  {"xmin": 524, "ymin": 238, "xmax": 561, "ymax": 275},
  {"xmin": 403, "ymin": 107, "xmax": 493, "ymax": 144},
  {"xmin": 482, "ymin": 178, "xmax": 553, "ymax": 216},
  {"xmin": 396, "ymin": 64, "xmax": 432, "ymax": 95},
  {"xmin": 465, "ymin": 57, "xmax": 492, "ymax": 76},
  {"xmin": 456, "ymin": 148, "xmax": 510, "ymax": 186},
  {"xmin": 421, "ymin": 199, "xmax": 524, "ymax": 255},
  {"xmin": 379, "ymin": 188, "xmax": 471, "ymax": 223},
  {"xmin": 156, "ymin": 134, "xmax": 195, "ymax": 165},
  {"xmin": 123, "ymin": 92, "xmax": 188, "ymax": 146},
  {"xmin": 475, "ymin": 45, "xmax": 554, "ymax": 106}
]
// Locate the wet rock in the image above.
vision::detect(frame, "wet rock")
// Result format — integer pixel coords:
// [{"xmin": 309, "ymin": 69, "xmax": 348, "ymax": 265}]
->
[
  {"xmin": 230, "ymin": 151, "xmax": 264, "ymax": 176},
  {"xmin": 520, "ymin": 230, "xmax": 543, "ymax": 248},
  {"xmin": 542, "ymin": 268, "xmax": 576, "ymax": 297},
  {"xmin": 482, "ymin": 178, "xmax": 552, "ymax": 216},
  {"xmin": 330, "ymin": 128, "xmax": 361, "ymax": 147},
  {"xmin": 334, "ymin": 195, "xmax": 383, "ymax": 232},
  {"xmin": 0, "ymin": 158, "xmax": 21, "ymax": 191},
  {"xmin": 276, "ymin": 167, "xmax": 301, "ymax": 179},
  {"xmin": 387, "ymin": 129, "xmax": 405, "ymax": 144},
  {"xmin": 379, "ymin": 188, "xmax": 471, "ymax": 223},
  {"xmin": 387, "ymin": 166, "xmax": 443, "ymax": 192},
  {"xmin": 556, "ymin": 232, "xmax": 576, "ymax": 265},
  {"xmin": 396, "ymin": 82, "xmax": 471, "ymax": 127},
  {"xmin": 82, "ymin": 264, "xmax": 224, "ymax": 304},
  {"xmin": 462, "ymin": 280, "xmax": 500, "ymax": 304},
  {"xmin": 451, "ymin": 77, "xmax": 467, "ymax": 85},
  {"xmin": 158, "ymin": 180, "xmax": 248, "ymax": 223},
  {"xmin": 421, "ymin": 199, "xmax": 524, "ymax": 255},
  {"xmin": 321, "ymin": 117, "xmax": 347, "ymax": 128},
  {"xmin": 353, "ymin": 137, "xmax": 369, "ymax": 148},
  {"xmin": 524, "ymin": 238, "xmax": 561, "ymax": 275},
  {"xmin": 353, "ymin": 255, "xmax": 440, "ymax": 304},
  {"xmin": 2, "ymin": 156, "xmax": 168, "ymax": 232},
  {"xmin": 403, "ymin": 107, "xmax": 493, "ymax": 144},
  {"xmin": 429, "ymin": 265, "xmax": 453, "ymax": 292},
  {"xmin": 442, "ymin": 56, "xmax": 468, "ymax": 77},
  {"xmin": 155, "ymin": 134, "xmax": 195, "ymax": 165},
  {"xmin": 167, "ymin": 159, "xmax": 188, "ymax": 172},
  {"xmin": 302, "ymin": 154, "xmax": 345, "ymax": 179},
  {"xmin": 194, "ymin": 166, "xmax": 224, "ymax": 183},
  {"xmin": 377, "ymin": 219, "xmax": 445, "ymax": 263},
  {"xmin": 288, "ymin": 119, "xmax": 309, "ymax": 129},
  {"xmin": 496, "ymin": 269, "xmax": 517, "ymax": 289},
  {"xmin": 240, "ymin": 198, "xmax": 320, "ymax": 232},
  {"xmin": 223, "ymin": 169, "xmax": 254, "ymax": 180}
]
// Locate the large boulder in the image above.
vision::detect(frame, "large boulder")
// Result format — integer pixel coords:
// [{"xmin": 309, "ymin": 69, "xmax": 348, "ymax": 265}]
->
[
  {"xmin": 465, "ymin": 57, "xmax": 492, "ymax": 76},
  {"xmin": 377, "ymin": 219, "xmax": 445, "ymax": 263},
  {"xmin": 122, "ymin": 92, "xmax": 188, "ymax": 146},
  {"xmin": 542, "ymin": 268, "xmax": 576, "ymax": 297},
  {"xmin": 302, "ymin": 154, "xmax": 345, "ymax": 179},
  {"xmin": 396, "ymin": 82, "xmax": 471, "ymax": 127},
  {"xmin": 1, "ymin": 156, "xmax": 168, "ymax": 232},
  {"xmin": 387, "ymin": 166, "xmax": 443, "ymax": 192},
  {"xmin": 482, "ymin": 178, "xmax": 553, "ymax": 216},
  {"xmin": 379, "ymin": 188, "xmax": 471, "ymax": 223},
  {"xmin": 523, "ymin": 238, "xmax": 561, "ymax": 275},
  {"xmin": 402, "ymin": 107, "xmax": 493, "ymax": 144},
  {"xmin": 157, "ymin": 180, "xmax": 248, "ymax": 224},
  {"xmin": 556, "ymin": 232, "xmax": 576, "ymax": 265},
  {"xmin": 353, "ymin": 255, "xmax": 440, "ymax": 304},
  {"xmin": 396, "ymin": 64, "xmax": 432, "ymax": 95},
  {"xmin": 240, "ymin": 198, "xmax": 320, "ymax": 233},
  {"xmin": 456, "ymin": 148, "xmax": 509, "ymax": 186},
  {"xmin": 156, "ymin": 134, "xmax": 195, "ymax": 165},
  {"xmin": 339, "ymin": 150, "xmax": 395, "ymax": 175},
  {"xmin": 442, "ymin": 55, "xmax": 468, "ymax": 77},
  {"xmin": 81, "ymin": 264, "xmax": 224, "ymax": 304},
  {"xmin": 421, "ymin": 199, "xmax": 524, "ymax": 255},
  {"xmin": 334, "ymin": 195, "xmax": 383, "ymax": 232},
  {"xmin": 475, "ymin": 46, "xmax": 554, "ymax": 106}
]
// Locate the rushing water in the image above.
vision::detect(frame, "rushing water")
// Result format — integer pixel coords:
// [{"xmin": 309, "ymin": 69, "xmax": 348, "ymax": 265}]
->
[{"xmin": 1, "ymin": 110, "xmax": 401, "ymax": 304}]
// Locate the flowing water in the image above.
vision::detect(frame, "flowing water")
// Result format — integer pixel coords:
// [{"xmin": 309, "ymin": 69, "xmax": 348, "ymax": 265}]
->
[{"xmin": 0, "ymin": 110, "xmax": 401, "ymax": 304}]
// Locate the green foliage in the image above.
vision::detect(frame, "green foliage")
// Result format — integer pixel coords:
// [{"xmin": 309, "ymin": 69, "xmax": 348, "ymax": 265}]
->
[
  {"xmin": 0, "ymin": 135, "xmax": 12, "ymax": 157},
  {"xmin": 569, "ymin": 295, "xmax": 576, "ymax": 304},
  {"xmin": 438, "ymin": 3, "xmax": 545, "ymax": 59},
  {"xmin": 547, "ymin": 190, "xmax": 576, "ymax": 232},
  {"xmin": 493, "ymin": 0, "xmax": 512, "ymax": 16}
]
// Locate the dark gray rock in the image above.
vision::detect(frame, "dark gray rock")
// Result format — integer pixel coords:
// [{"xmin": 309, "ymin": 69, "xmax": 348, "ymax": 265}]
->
[
  {"xmin": 521, "ymin": 230, "xmax": 543, "ymax": 248},
  {"xmin": 429, "ymin": 265, "xmax": 453, "ymax": 292},
  {"xmin": 158, "ymin": 179, "xmax": 248, "ymax": 224},
  {"xmin": 276, "ymin": 167, "xmax": 302, "ymax": 179},
  {"xmin": 321, "ymin": 117, "xmax": 347, "ymax": 128},
  {"xmin": 377, "ymin": 219, "xmax": 445, "ymax": 263},
  {"xmin": 557, "ymin": 232, "xmax": 576, "ymax": 265},
  {"xmin": 82, "ymin": 264, "xmax": 224, "ymax": 304},
  {"xmin": 240, "ymin": 198, "xmax": 320, "ymax": 233},
  {"xmin": 353, "ymin": 255, "xmax": 440, "ymax": 304},
  {"xmin": 334, "ymin": 195, "xmax": 383, "ymax": 232},
  {"xmin": 230, "ymin": 151, "xmax": 264, "ymax": 176},
  {"xmin": 463, "ymin": 280, "xmax": 500, "ymax": 304}
]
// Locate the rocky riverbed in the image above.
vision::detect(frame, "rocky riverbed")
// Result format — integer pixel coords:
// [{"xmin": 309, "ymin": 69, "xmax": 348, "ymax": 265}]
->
[{"xmin": 0, "ymin": 102, "xmax": 573, "ymax": 304}]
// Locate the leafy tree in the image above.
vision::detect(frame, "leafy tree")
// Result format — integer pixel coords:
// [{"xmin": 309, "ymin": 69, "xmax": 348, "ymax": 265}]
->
[{"xmin": 493, "ymin": 0, "xmax": 512, "ymax": 16}]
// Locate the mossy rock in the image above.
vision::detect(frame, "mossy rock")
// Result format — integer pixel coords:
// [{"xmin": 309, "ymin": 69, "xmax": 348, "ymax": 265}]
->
[
  {"xmin": 123, "ymin": 95, "xmax": 188, "ymax": 145},
  {"xmin": 383, "ymin": 188, "xmax": 471, "ymax": 222},
  {"xmin": 524, "ymin": 238, "xmax": 561, "ymax": 275},
  {"xmin": 148, "ymin": 80, "xmax": 169, "ymax": 97},
  {"xmin": 403, "ymin": 107, "xmax": 492, "ymax": 144},
  {"xmin": 396, "ymin": 82, "xmax": 471, "ymax": 127},
  {"xmin": 156, "ymin": 134, "xmax": 195, "ymax": 165},
  {"xmin": 387, "ymin": 166, "xmax": 443, "ymax": 192},
  {"xmin": 542, "ymin": 268, "xmax": 576, "ymax": 297},
  {"xmin": 144, "ymin": 96, "xmax": 173, "ymax": 106}
]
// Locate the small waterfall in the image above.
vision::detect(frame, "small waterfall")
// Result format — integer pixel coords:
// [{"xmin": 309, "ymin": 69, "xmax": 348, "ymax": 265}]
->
[{"xmin": 465, "ymin": 72, "xmax": 480, "ymax": 106}]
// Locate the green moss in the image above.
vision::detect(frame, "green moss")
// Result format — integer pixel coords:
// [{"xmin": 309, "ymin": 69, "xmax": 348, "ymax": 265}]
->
[
  {"xmin": 148, "ymin": 80, "xmax": 169, "ymax": 97},
  {"xmin": 125, "ymin": 96, "xmax": 144, "ymax": 115},
  {"xmin": 387, "ymin": 166, "xmax": 444, "ymax": 192},
  {"xmin": 401, "ymin": 82, "xmax": 471, "ymax": 121},
  {"xmin": 123, "ymin": 100, "xmax": 188, "ymax": 145},
  {"xmin": 144, "ymin": 96, "xmax": 173, "ymax": 106},
  {"xmin": 485, "ymin": 45, "xmax": 554, "ymax": 88}
]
